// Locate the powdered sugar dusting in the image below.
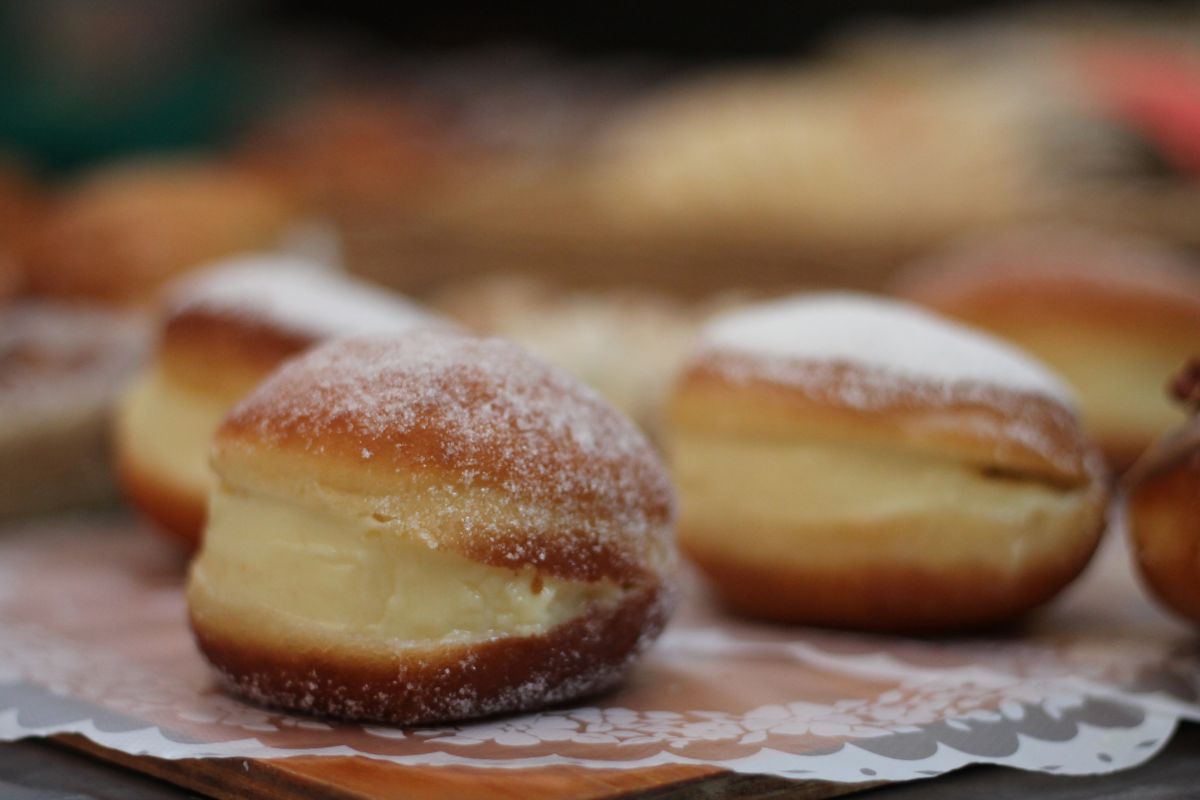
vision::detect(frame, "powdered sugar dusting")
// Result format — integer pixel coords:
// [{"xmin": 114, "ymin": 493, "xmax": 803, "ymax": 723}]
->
[
  {"xmin": 209, "ymin": 583, "xmax": 671, "ymax": 725},
  {"xmin": 167, "ymin": 255, "xmax": 441, "ymax": 339},
  {"xmin": 699, "ymin": 293, "xmax": 1075, "ymax": 406},
  {"xmin": 224, "ymin": 331, "xmax": 675, "ymax": 577},
  {"xmin": 213, "ymin": 333, "xmax": 676, "ymax": 723}
]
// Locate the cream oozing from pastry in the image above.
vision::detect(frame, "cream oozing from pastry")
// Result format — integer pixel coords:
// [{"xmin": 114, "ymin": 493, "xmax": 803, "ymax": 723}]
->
[
  {"xmin": 117, "ymin": 368, "xmax": 230, "ymax": 495},
  {"xmin": 672, "ymin": 433, "xmax": 1097, "ymax": 570},
  {"xmin": 191, "ymin": 486, "xmax": 622, "ymax": 646}
]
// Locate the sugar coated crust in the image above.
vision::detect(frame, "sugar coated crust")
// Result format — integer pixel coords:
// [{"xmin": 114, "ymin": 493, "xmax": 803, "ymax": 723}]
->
[
  {"xmin": 116, "ymin": 263, "xmax": 450, "ymax": 546},
  {"xmin": 215, "ymin": 332, "xmax": 675, "ymax": 583},
  {"xmin": 667, "ymin": 293, "xmax": 1106, "ymax": 631},
  {"xmin": 191, "ymin": 331, "xmax": 676, "ymax": 722}
]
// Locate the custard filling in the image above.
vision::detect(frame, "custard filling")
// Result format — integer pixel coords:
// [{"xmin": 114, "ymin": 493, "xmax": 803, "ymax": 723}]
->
[
  {"xmin": 191, "ymin": 486, "xmax": 621, "ymax": 645},
  {"xmin": 987, "ymin": 323, "xmax": 1189, "ymax": 441},
  {"xmin": 672, "ymin": 434, "xmax": 1097, "ymax": 569},
  {"xmin": 117, "ymin": 367, "xmax": 231, "ymax": 496}
]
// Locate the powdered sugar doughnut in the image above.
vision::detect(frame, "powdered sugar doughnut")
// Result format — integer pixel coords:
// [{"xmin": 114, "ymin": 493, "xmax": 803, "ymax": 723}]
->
[
  {"xmin": 895, "ymin": 228, "xmax": 1200, "ymax": 470},
  {"xmin": 665, "ymin": 293, "xmax": 1107, "ymax": 632},
  {"xmin": 115, "ymin": 257, "xmax": 447, "ymax": 550},
  {"xmin": 187, "ymin": 331, "xmax": 676, "ymax": 724}
]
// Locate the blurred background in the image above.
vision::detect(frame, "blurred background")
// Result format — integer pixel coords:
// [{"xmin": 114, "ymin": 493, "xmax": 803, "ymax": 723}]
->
[
  {"xmin": 4, "ymin": 1, "xmax": 1200, "ymax": 293},
  {"xmin": 3, "ymin": 1, "xmax": 1200, "ymax": 519}
]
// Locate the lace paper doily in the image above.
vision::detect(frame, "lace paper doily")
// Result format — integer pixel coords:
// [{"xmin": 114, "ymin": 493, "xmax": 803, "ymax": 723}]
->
[{"xmin": 0, "ymin": 516, "xmax": 1196, "ymax": 784}]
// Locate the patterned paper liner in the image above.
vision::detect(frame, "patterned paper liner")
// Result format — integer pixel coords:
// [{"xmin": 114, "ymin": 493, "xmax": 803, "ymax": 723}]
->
[{"xmin": 0, "ymin": 516, "xmax": 1197, "ymax": 785}]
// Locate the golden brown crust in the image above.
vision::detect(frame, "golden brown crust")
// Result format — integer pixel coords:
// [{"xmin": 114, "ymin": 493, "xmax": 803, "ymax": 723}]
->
[
  {"xmin": 156, "ymin": 262, "xmax": 448, "ymax": 398},
  {"xmin": 215, "ymin": 333, "xmax": 675, "ymax": 584},
  {"xmin": 1101, "ymin": 438, "xmax": 1160, "ymax": 477},
  {"xmin": 1126, "ymin": 407, "xmax": 1200, "ymax": 625},
  {"xmin": 1128, "ymin": 454, "xmax": 1200, "ymax": 625},
  {"xmin": 666, "ymin": 294, "xmax": 1107, "ymax": 631},
  {"xmin": 681, "ymin": 526, "xmax": 1103, "ymax": 633},
  {"xmin": 116, "ymin": 450, "xmax": 206, "ymax": 553},
  {"xmin": 894, "ymin": 231, "xmax": 1200, "ymax": 339},
  {"xmin": 670, "ymin": 358, "xmax": 1092, "ymax": 487},
  {"xmin": 113, "ymin": 317, "xmax": 303, "ymax": 546},
  {"xmin": 189, "ymin": 583, "xmax": 669, "ymax": 724},
  {"xmin": 26, "ymin": 162, "xmax": 294, "ymax": 307},
  {"xmin": 190, "ymin": 331, "xmax": 676, "ymax": 723},
  {"xmin": 119, "ymin": 269, "xmax": 449, "ymax": 546},
  {"xmin": 902, "ymin": 274, "xmax": 1200, "ymax": 338},
  {"xmin": 159, "ymin": 309, "xmax": 313, "ymax": 401},
  {"xmin": 897, "ymin": 243, "xmax": 1200, "ymax": 473}
]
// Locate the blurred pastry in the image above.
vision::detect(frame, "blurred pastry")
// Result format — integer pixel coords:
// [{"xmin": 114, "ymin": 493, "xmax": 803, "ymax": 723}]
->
[
  {"xmin": 0, "ymin": 303, "xmax": 147, "ymax": 518},
  {"xmin": 433, "ymin": 276, "xmax": 704, "ymax": 435},
  {"xmin": 1126, "ymin": 360, "xmax": 1200, "ymax": 625},
  {"xmin": 665, "ymin": 293, "xmax": 1107, "ymax": 632},
  {"xmin": 115, "ymin": 257, "xmax": 446, "ymax": 550},
  {"xmin": 590, "ymin": 67, "xmax": 1041, "ymax": 255},
  {"xmin": 236, "ymin": 89, "xmax": 467, "ymax": 213},
  {"xmin": 27, "ymin": 160, "xmax": 294, "ymax": 307},
  {"xmin": 0, "ymin": 253, "xmax": 20, "ymax": 302},
  {"xmin": 895, "ymin": 228, "xmax": 1200, "ymax": 470},
  {"xmin": 188, "ymin": 331, "xmax": 676, "ymax": 723},
  {"xmin": 0, "ymin": 155, "xmax": 46, "ymax": 299}
]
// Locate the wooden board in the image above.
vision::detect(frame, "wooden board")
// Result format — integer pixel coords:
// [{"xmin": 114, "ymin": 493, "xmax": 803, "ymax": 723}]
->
[{"xmin": 54, "ymin": 735, "xmax": 875, "ymax": 799}]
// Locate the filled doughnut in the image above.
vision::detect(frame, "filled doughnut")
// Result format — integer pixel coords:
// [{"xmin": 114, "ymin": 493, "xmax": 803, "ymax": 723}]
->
[
  {"xmin": 187, "ymin": 331, "xmax": 676, "ymax": 724},
  {"xmin": 0, "ymin": 303, "xmax": 147, "ymax": 518},
  {"xmin": 27, "ymin": 160, "xmax": 294, "ymax": 307},
  {"xmin": 894, "ymin": 228, "xmax": 1200, "ymax": 470},
  {"xmin": 115, "ymin": 258, "xmax": 444, "ymax": 550},
  {"xmin": 1126, "ymin": 361, "xmax": 1200, "ymax": 625},
  {"xmin": 665, "ymin": 293, "xmax": 1108, "ymax": 633}
]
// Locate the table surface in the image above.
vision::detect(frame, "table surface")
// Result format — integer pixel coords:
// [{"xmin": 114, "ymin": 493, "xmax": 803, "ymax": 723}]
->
[{"xmin": 2, "ymin": 723, "xmax": 1197, "ymax": 800}]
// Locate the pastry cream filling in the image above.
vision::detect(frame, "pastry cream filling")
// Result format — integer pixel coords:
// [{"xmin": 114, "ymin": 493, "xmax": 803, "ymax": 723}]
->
[
  {"xmin": 673, "ymin": 434, "xmax": 1095, "ymax": 569},
  {"xmin": 990, "ymin": 324, "xmax": 1188, "ymax": 442},
  {"xmin": 191, "ymin": 487, "xmax": 621, "ymax": 645},
  {"xmin": 118, "ymin": 368, "xmax": 230, "ymax": 495}
]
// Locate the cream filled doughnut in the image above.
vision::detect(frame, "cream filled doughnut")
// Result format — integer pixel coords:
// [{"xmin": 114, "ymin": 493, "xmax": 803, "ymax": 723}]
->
[
  {"xmin": 115, "ymin": 257, "xmax": 445, "ymax": 549},
  {"xmin": 895, "ymin": 228, "xmax": 1200, "ymax": 470},
  {"xmin": 1126, "ymin": 361, "xmax": 1200, "ymax": 625},
  {"xmin": 187, "ymin": 331, "xmax": 676, "ymax": 724},
  {"xmin": 665, "ymin": 293, "xmax": 1108, "ymax": 633}
]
